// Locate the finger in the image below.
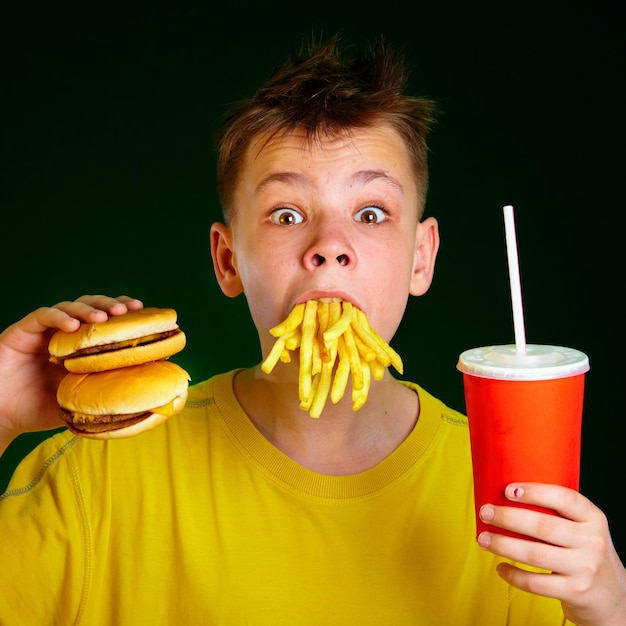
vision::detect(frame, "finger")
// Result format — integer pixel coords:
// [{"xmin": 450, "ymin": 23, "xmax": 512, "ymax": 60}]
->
[
  {"xmin": 479, "ymin": 501, "xmax": 579, "ymax": 548},
  {"xmin": 49, "ymin": 301, "xmax": 109, "ymax": 325},
  {"xmin": 504, "ymin": 483, "xmax": 596, "ymax": 524},
  {"xmin": 49, "ymin": 295, "xmax": 142, "ymax": 327},
  {"xmin": 31, "ymin": 307, "xmax": 85, "ymax": 333},
  {"xmin": 478, "ymin": 524, "xmax": 571, "ymax": 574},
  {"xmin": 113, "ymin": 295, "xmax": 144, "ymax": 312},
  {"xmin": 73, "ymin": 295, "xmax": 143, "ymax": 317},
  {"xmin": 494, "ymin": 561, "xmax": 571, "ymax": 601}
]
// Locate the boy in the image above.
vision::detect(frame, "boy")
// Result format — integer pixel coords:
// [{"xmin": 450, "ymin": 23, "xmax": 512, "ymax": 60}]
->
[{"xmin": 1, "ymin": 37, "xmax": 624, "ymax": 624}]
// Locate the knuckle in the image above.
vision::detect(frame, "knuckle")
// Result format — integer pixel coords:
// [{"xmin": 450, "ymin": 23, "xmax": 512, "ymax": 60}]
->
[
  {"xmin": 535, "ymin": 512, "xmax": 559, "ymax": 538},
  {"xmin": 589, "ymin": 531, "xmax": 610, "ymax": 557},
  {"xmin": 523, "ymin": 573, "xmax": 547, "ymax": 596},
  {"xmin": 526, "ymin": 541, "xmax": 550, "ymax": 564},
  {"xmin": 571, "ymin": 563, "xmax": 597, "ymax": 594},
  {"xmin": 50, "ymin": 300, "xmax": 73, "ymax": 309},
  {"xmin": 592, "ymin": 506, "xmax": 610, "ymax": 529},
  {"xmin": 561, "ymin": 488, "xmax": 579, "ymax": 509}
]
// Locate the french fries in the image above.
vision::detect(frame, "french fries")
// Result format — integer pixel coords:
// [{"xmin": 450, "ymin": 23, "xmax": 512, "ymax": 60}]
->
[{"xmin": 261, "ymin": 298, "xmax": 403, "ymax": 418}]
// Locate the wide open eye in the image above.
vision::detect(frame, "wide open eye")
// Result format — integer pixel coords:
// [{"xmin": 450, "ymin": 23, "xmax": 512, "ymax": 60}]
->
[
  {"xmin": 269, "ymin": 207, "xmax": 304, "ymax": 225},
  {"xmin": 354, "ymin": 206, "xmax": 387, "ymax": 224}
]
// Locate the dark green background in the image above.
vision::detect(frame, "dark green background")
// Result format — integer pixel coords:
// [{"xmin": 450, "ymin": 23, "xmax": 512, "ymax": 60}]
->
[{"xmin": 2, "ymin": 3, "xmax": 624, "ymax": 557}]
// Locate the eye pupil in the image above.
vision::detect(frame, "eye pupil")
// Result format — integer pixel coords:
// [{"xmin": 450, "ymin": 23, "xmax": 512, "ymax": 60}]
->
[
  {"xmin": 275, "ymin": 210, "xmax": 301, "ymax": 225},
  {"xmin": 270, "ymin": 207, "xmax": 303, "ymax": 225},
  {"xmin": 362, "ymin": 210, "xmax": 376, "ymax": 223}
]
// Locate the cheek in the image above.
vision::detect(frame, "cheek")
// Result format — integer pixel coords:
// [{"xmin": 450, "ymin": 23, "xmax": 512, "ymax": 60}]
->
[
  {"xmin": 238, "ymin": 249, "xmax": 293, "ymax": 294},
  {"xmin": 368, "ymin": 238, "xmax": 416, "ymax": 287},
  {"xmin": 371, "ymin": 292, "xmax": 410, "ymax": 341},
  {"xmin": 365, "ymin": 260, "xmax": 413, "ymax": 339},
  {"xmin": 234, "ymin": 246, "xmax": 294, "ymax": 332}
]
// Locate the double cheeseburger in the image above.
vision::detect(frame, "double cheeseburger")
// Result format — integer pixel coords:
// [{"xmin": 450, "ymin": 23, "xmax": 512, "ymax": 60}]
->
[{"xmin": 49, "ymin": 307, "xmax": 190, "ymax": 439}]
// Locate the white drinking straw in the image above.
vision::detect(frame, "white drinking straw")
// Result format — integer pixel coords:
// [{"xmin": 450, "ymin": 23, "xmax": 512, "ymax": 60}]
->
[{"xmin": 503, "ymin": 205, "xmax": 527, "ymax": 355}]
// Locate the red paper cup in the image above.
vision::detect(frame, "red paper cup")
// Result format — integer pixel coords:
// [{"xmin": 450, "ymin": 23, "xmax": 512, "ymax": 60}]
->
[{"xmin": 457, "ymin": 344, "xmax": 589, "ymax": 539}]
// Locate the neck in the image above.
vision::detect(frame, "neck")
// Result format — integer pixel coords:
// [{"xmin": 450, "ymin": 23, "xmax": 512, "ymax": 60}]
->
[{"xmin": 233, "ymin": 366, "xmax": 419, "ymax": 475}]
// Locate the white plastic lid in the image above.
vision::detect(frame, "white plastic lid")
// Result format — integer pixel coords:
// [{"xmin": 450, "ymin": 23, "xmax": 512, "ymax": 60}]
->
[{"xmin": 457, "ymin": 344, "xmax": 590, "ymax": 381}]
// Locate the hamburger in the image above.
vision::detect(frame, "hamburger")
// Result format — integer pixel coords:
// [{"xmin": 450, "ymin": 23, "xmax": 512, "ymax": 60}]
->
[
  {"xmin": 56, "ymin": 361, "xmax": 190, "ymax": 439},
  {"xmin": 49, "ymin": 306, "xmax": 190, "ymax": 439},
  {"xmin": 49, "ymin": 307, "xmax": 186, "ymax": 373}
]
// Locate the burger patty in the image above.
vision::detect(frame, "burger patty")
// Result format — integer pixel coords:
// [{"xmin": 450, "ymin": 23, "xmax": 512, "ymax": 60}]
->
[
  {"xmin": 61, "ymin": 329, "xmax": 181, "ymax": 359},
  {"xmin": 59, "ymin": 408, "xmax": 151, "ymax": 432}
]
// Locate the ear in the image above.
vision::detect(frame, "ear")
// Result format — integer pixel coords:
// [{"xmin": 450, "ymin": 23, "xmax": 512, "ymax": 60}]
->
[
  {"xmin": 409, "ymin": 216, "xmax": 440, "ymax": 296},
  {"xmin": 210, "ymin": 222, "xmax": 244, "ymax": 298}
]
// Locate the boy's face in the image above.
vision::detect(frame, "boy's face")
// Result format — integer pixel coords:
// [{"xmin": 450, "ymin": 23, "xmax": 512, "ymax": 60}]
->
[{"xmin": 211, "ymin": 124, "xmax": 439, "ymax": 356}]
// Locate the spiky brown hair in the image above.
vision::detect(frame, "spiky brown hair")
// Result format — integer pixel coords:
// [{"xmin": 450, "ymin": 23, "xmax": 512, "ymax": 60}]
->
[{"xmin": 215, "ymin": 35, "xmax": 436, "ymax": 221}]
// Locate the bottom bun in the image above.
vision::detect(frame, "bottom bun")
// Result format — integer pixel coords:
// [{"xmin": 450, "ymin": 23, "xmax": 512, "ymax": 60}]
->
[
  {"xmin": 65, "ymin": 408, "xmax": 178, "ymax": 440},
  {"xmin": 57, "ymin": 361, "xmax": 190, "ymax": 440}
]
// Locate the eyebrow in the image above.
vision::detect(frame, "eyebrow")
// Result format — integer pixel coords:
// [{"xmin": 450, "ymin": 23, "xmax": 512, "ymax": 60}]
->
[
  {"xmin": 255, "ymin": 169, "xmax": 405, "ymax": 195},
  {"xmin": 255, "ymin": 172, "xmax": 312, "ymax": 195},
  {"xmin": 349, "ymin": 169, "xmax": 405, "ymax": 194}
]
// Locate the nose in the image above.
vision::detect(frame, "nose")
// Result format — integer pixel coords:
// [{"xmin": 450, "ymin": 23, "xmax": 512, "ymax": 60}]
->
[
  {"xmin": 310, "ymin": 252, "xmax": 350, "ymax": 267},
  {"xmin": 302, "ymin": 223, "xmax": 355, "ymax": 270}
]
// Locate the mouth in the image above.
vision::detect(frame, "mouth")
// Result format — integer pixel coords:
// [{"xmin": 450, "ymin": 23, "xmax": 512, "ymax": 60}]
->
[
  {"xmin": 262, "ymin": 292, "xmax": 404, "ymax": 418},
  {"xmin": 294, "ymin": 290, "xmax": 360, "ymax": 310}
]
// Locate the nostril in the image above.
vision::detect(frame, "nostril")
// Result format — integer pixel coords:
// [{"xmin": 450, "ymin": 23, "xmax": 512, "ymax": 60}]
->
[
  {"xmin": 336, "ymin": 254, "xmax": 349, "ymax": 266},
  {"xmin": 312, "ymin": 253, "xmax": 325, "ymax": 267}
]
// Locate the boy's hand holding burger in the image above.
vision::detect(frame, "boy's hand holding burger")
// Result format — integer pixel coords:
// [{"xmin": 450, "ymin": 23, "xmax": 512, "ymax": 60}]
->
[{"xmin": 0, "ymin": 296, "xmax": 189, "ymax": 451}]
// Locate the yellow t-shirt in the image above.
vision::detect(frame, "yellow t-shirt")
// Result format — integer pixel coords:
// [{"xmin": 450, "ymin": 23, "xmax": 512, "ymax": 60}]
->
[{"xmin": 0, "ymin": 371, "xmax": 568, "ymax": 625}]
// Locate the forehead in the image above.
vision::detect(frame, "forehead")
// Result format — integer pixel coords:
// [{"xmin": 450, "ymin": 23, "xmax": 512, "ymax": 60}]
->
[{"xmin": 242, "ymin": 125, "xmax": 415, "ymax": 184}]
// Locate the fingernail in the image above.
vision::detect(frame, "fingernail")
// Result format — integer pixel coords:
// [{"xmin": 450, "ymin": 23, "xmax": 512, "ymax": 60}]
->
[
  {"xmin": 507, "ymin": 485, "xmax": 524, "ymax": 499},
  {"xmin": 479, "ymin": 505, "xmax": 495, "ymax": 521},
  {"xmin": 477, "ymin": 532, "xmax": 492, "ymax": 549}
]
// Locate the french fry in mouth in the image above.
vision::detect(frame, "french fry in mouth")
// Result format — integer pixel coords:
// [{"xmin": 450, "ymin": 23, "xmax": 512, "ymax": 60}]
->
[{"xmin": 261, "ymin": 298, "xmax": 403, "ymax": 418}]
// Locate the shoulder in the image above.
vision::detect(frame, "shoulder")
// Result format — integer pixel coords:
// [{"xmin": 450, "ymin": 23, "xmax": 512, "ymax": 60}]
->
[
  {"xmin": 401, "ymin": 380, "xmax": 468, "ymax": 429},
  {"xmin": 1, "ymin": 370, "xmax": 239, "ymax": 500},
  {"xmin": 1, "ymin": 429, "xmax": 80, "ymax": 500},
  {"xmin": 185, "ymin": 368, "xmax": 238, "ymax": 407}
]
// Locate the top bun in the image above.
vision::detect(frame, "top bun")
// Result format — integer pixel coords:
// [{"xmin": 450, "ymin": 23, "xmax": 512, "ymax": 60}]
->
[
  {"xmin": 48, "ymin": 307, "xmax": 186, "ymax": 373},
  {"xmin": 49, "ymin": 307, "xmax": 179, "ymax": 357}
]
